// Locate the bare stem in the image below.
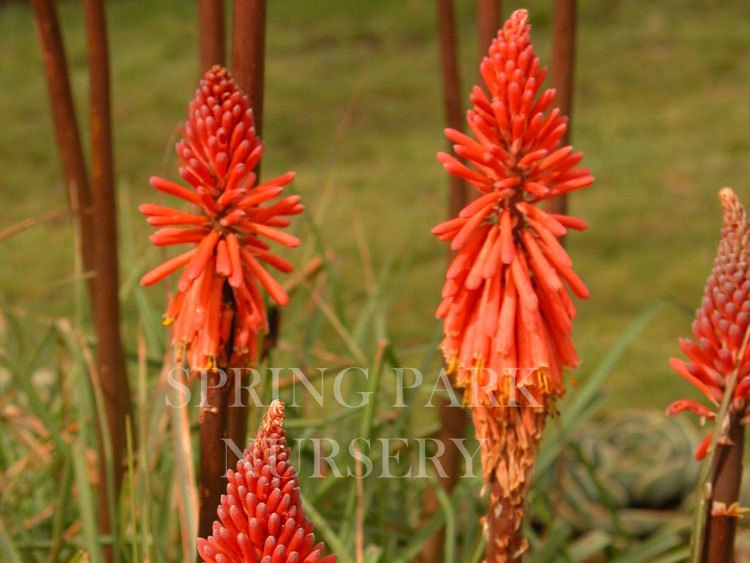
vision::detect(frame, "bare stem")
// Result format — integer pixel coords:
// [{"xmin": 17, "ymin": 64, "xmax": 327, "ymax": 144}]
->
[
  {"xmin": 436, "ymin": 0, "xmax": 468, "ymax": 217},
  {"xmin": 545, "ymin": 0, "xmax": 577, "ymax": 218},
  {"xmin": 225, "ymin": 366, "xmax": 251, "ymax": 468},
  {"xmin": 198, "ymin": 370, "xmax": 230, "ymax": 542},
  {"xmin": 83, "ymin": 0, "xmax": 133, "ymax": 557},
  {"xmin": 702, "ymin": 414, "xmax": 745, "ymax": 562},
  {"xmin": 477, "ymin": 0, "xmax": 502, "ymax": 60},
  {"xmin": 231, "ymin": 0, "xmax": 266, "ymax": 138},
  {"xmin": 31, "ymin": 0, "xmax": 96, "ymax": 288},
  {"xmin": 199, "ymin": 0, "xmax": 226, "ymax": 72},
  {"xmin": 222, "ymin": 0, "xmax": 269, "ymax": 471},
  {"xmin": 418, "ymin": 397, "xmax": 466, "ymax": 563},
  {"xmin": 418, "ymin": 4, "xmax": 470, "ymax": 561}
]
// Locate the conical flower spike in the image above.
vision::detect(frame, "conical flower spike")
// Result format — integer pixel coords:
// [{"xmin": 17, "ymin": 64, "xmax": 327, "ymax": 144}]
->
[
  {"xmin": 433, "ymin": 8, "xmax": 591, "ymax": 404},
  {"xmin": 667, "ymin": 187, "xmax": 750, "ymax": 562},
  {"xmin": 140, "ymin": 65, "xmax": 302, "ymax": 370},
  {"xmin": 667, "ymin": 188, "xmax": 750, "ymax": 458},
  {"xmin": 198, "ymin": 400, "xmax": 337, "ymax": 563},
  {"xmin": 432, "ymin": 10, "xmax": 592, "ymax": 560}
]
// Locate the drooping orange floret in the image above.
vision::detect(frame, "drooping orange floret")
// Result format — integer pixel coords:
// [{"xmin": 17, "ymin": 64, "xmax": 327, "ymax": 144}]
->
[
  {"xmin": 140, "ymin": 66, "xmax": 302, "ymax": 370},
  {"xmin": 667, "ymin": 188, "xmax": 750, "ymax": 460},
  {"xmin": 198, "ymin": 401, "xmax": 336, "ymax": 563},
  {"xmin": 433, "ymin": 9, "xmax": 592, "ymax": 408}
]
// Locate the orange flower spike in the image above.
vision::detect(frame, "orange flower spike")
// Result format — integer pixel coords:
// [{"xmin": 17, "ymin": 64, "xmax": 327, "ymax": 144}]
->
[
  {"xmin": 140, "ymin": 65, "xmax": 302, "ymax": 370},
  {"xmin": 198, "ymin": 401, "xmax": 337, "ymax": 563},
  {"xmin": 434, "ymin": 6, "xmax": 593, "ymax": 396},
  {"xmin": 667, "ymin": 188, "xmax": 750, "ymax": 459},
  {"xmin": 432, "ymin": 10, "xmax": 593, "ymax": 559}
]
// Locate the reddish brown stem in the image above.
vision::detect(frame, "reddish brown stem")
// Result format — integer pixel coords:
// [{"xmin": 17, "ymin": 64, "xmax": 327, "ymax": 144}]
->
[
  {"xmin": 418, "ymin": 397, "xmax": 466, "ymax": 563},
  {"xmin": 477, "ymin": 0, "xmax": 501, "ymax": 59},
  {"xmin": 225, "ymin": 367, "xmax": 251, "ymax": 468},
  {"xmin": 231, "ymin": 0, "xmax": 266, "ymax": 138},
  {"xmin": 436, "ymin": 0, "xmax": 468, "ymax": 217},
  {"xmin": 31, "ymin": 0, "xmax": 96, "ymax": 286},
  {"xmin": 546, "ymin": 0, "xmax": 577, "ymax": 217},
  {"xmin": 198, "ymin": 370, "xmax": 230, "ymax": 542},
  {"xmin": 82, "ymin": 0, "xmax": 133, "ymax": 554},
  {"xmin": 703, "ymin": 414, "xmax": 745, "ymax": 562},
  {"xmin": 223, "ymin": 0, "xmax": 268, "ymax": 470},
  {"xmin": 486, "ymin": 478, "xmax": 528, "ymax": 562},
  {"xmin": 199, "ymin": 0, "xmax": 226, "ymax": 72},
  {"xmin": 418, "ymin": 4, "xmax": 470, "ymax": 562}
]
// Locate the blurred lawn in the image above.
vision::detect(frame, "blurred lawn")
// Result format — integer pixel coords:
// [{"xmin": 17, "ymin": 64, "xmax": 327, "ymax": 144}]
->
[{"xmin": 1, "ymin": 0, "xmax": 749, "ymax": 410}]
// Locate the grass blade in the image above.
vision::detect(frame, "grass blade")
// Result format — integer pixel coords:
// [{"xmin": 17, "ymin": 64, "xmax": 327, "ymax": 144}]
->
[
  {"xmin": 0, "ymin": 518, "xmax": 23, "ymax": 563},
  {"xmin": 301, "ymin": 492, "xmax": 354, "ymax": 563},
  {"xmin": 72, "ymin": 441, "xmax": 105, "ymax": 563}
]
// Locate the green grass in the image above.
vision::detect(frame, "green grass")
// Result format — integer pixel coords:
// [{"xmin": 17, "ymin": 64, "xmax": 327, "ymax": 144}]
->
[{"xmin": 1, "ymin": 0, "xmax": 750, "ymax": 560}]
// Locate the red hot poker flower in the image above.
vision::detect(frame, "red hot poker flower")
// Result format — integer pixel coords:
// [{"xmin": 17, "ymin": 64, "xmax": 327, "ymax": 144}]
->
[
  {"xmin": 667, "ymin": 188, "xmax": 750, "ymax": 460},
  {"xmin": 140, "ymin": 66, "xmax": 302, "ymax": 369},
  {"xmin": 432, "ymin": 10, "xmax": 593, "ymax": 558},
  {"xmin": 197, "ymin": 400, "xmax": 336, "ymax": 563},
  {"xmin": 432, "ymin": 9, "xmax": 592, "ymax": 410}
]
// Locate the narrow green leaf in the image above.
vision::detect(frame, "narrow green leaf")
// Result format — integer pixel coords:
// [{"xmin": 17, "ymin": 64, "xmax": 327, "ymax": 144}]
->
[
  {"xmin": 300, "ymin": 492, "xmax": 354, "ymax": 563},
  {"xmin": 390, "ymin": 510, "xmax": 445, "ymax": 563},
  {"xmin": 0, "ymin": 518, "xmax": 23, "ymax": 563},
  {"xmin": 72, "ymin": 442, "xmax": 105, "ymax": 563},
  {"xmin": 48, "ymin": 451, "xmax": 74, "ymax": 562},
  {"xmin": 567, "ymin": 530, "xmax": 612, "ymax": 561},
  {"xmin": 610, "ymin": 529, "xmax": 681, "ymax": 563}
]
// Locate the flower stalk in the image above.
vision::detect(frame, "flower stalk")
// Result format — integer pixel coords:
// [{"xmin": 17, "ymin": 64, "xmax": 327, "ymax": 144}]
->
[
  {"xmin": 199, "ymin": 0, "xmax": 226, "ymax": 73},
  {"xmin": 703, "ymin": 413, "xmax": 744, "ymax": 561},
  {"xmin": 546, "ymin": 0, "xmax": 577, "ymax": 217},
  {"xmin": 477, "ymin": 0, "xmax": 502, "ymax": 58},
  {"xmin": 199, "ymin": 371, "xmax": 231, "ymax": 542},
  {"xmin": 83, "ymin": 0, "xmax": 133, "ymax": 555},
  {"xmin": 232, "ymin": 0, "xmax": 266, "ymax": 138},
  {"xmin": 228, "ymin": 0, "xmax": 268, "ymax": 467},
  {"xmin": 419, "ymin": 3, "xmax": 469, "ymax": 561},
  {"xmin": 436, "ymin": 0, "xmax": 468, "ymax": 216},
  {"xmin": 31, "ymin": 0, "xmax": 96, "ymax": 286}
]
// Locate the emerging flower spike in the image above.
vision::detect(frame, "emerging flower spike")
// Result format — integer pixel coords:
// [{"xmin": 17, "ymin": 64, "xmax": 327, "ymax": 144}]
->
[
  {"xmin": 667, "ymin": 188, "xmax": 750, "ymax": 460},
  {"xmin": 198, "ymin": 400, "xmax": 336, "ymax": 563},
  {"xmin": 432, "ymin": 10, "xmax": 592, "ymax": 558},
  {"xmin": 140, "ymin": 66, "xmax": 302, "ymax": 369}
]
